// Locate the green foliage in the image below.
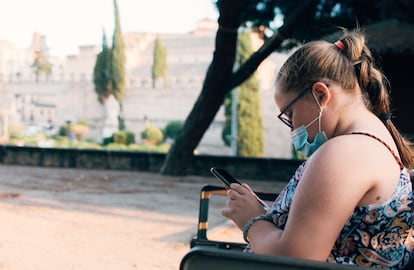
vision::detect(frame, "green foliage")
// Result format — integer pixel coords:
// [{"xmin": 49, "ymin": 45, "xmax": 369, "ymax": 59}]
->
[
  {"xmin": 105, "ymin": 142, "xmax": 169, "ymax": 153},
  {"xmin": 221, "ymin": 32, "xmax": 263, "ymax": 157},
  {"xmin": 5, "ymin": 131, "xmax": 172, "ymax": 153},
  {"xmin": 102, "ymin": 136, "xmax": 113, "ymax": 145},
  {"xmin": 237, "ymin": 79, "xmax": 263, "ymax": 157},
  {"xmin": 152, "ymin": 36, "xmax": 168, "ymax": 88},
  {"xmin": 127, "ymin": 143, "xmax": 170, "ymax": 153},
  {"xmin": 110, "ymin": 0, "xmax": 126, "ymax": 100},
  {"xmin": 58, "ymin": 125, "xmax": 69, "ymax": 136},
  {"xmin": 164, "ymin": 120, "xmax": 183, "ymax": 139},
  {"xmin": 105, "ymin": 142, "xmax": 129, "ymax": 150},
  {"xmin": 53, "ymin": 138, "xmax": 102, "ymax": 149},
  {"xmin": 237, "ymin": 32, "xmax": 263, "ymax": 157},
  {"xmin": 113, "ymin": 130, "xmax": 135, "ymax": 145},
  {"xmin": 93, "ymin": 31, "xmax": 112, "ymax": 104},
  {"xmin": 141, "ymin": 124, "xmax": 164, "ymax": 145},
  {"xmin": 93, "ymin": 0, "xmax": 126, "ymax": 132},
  {"xmin": 230, "ymin": 1, "xmax": 413, "ymax": 48}
]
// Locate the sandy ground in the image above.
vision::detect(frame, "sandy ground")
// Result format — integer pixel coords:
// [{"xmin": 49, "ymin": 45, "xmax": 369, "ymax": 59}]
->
[{"xmin": 0, "ymin": 164, "xmax": 287, "ymax": 270}]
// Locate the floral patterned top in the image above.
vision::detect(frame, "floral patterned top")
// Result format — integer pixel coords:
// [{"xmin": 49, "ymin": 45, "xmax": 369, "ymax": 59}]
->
[{"xmin": 270, "ymin": 162, "xmax": 414, "ymax": 269}]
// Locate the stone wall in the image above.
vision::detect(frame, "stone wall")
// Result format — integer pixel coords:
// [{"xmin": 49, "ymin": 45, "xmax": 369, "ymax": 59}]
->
[{"xmin": 0, "ymin": 146, "xmax": 302, "ymax": 182}]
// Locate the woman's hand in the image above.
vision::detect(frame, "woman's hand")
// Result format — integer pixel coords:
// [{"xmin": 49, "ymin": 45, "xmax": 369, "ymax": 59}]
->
[{"xmin": 221, "ymin": 183, "xmax": 266, "ymax": 230}]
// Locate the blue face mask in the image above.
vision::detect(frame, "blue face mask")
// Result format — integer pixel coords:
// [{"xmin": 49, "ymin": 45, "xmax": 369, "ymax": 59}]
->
[{"xmin": 291, "ymin": 93, "xmax": 328, "ymax": 158}]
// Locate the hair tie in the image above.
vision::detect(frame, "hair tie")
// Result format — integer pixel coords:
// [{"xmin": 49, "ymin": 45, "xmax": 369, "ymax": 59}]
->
[
  {"xmin": 334, "ymin": 40, "xmax": 346, "ymax": 52},
  {"xmin": 379, "ymin": 113, "xmax": 392, "ymax": 121}
]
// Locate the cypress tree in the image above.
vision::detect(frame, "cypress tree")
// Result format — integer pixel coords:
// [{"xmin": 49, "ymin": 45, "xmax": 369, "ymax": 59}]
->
[
  {"xmin": 93, "ymin": 29, "xmax": 111, "ymax": 103},
  {"xmin": 111, "ymin": 0, "xmax": 126, "ymax": 100},
  {"xmin": 111, "ymin": 0, "xmax": 126, "ymax": 130},
  {"xmin": 222, "ymin": 32, "xmax": 263, "ymax": 157},
  {"xmin": 152, "ymin": 36, "xmax": 167, "ymax": 88}
]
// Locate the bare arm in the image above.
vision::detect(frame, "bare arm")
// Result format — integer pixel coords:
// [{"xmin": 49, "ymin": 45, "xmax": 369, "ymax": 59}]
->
[{"xmin": 222, "ymin": 136, "xmax": 390, "ymax": 261}]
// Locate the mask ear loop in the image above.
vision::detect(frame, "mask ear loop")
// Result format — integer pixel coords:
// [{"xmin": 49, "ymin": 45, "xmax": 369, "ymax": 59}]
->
[
  {"xmin": 318, "ymin": 108, "xmax": 323, "ymax": 132},
  {"xmin": 311, "ymin": 91, "xmax": 324, "ymax": 132}
]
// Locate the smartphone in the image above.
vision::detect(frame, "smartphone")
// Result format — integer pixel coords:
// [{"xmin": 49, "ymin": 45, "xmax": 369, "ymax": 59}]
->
[
  {"xmin": 210, "ymin": 167, "xmax": 241, "ymax": 188},
  {"xmin": 210, "ymin": 167, "xmax": 270, "ymax": 211}
]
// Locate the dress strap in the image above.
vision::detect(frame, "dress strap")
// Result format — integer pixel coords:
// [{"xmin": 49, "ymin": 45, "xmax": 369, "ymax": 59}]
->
[{"xmin": 350, "ymin": 132, "xmax": 404, "ymax": 169}]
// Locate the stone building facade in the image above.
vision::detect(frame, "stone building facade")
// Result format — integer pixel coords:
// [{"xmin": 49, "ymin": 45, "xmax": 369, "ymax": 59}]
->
[{"xmin": 0, "ymin": 21, "xmax": 292, "ymax": 158}]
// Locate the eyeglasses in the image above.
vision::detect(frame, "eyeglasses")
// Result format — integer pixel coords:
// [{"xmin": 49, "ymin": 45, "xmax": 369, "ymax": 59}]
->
[{"xmin": 277, "ymin": 87, "xmax": 311, "ymax": 128}]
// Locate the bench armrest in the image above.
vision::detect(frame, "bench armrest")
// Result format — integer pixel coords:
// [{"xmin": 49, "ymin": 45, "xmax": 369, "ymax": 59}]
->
[{"xmin": 190, "ymin": 184, "xmax": 278, "ymax": 250}]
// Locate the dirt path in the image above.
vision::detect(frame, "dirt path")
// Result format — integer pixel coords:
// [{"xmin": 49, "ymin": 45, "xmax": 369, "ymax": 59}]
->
[{"xmin": 0, "ymin": 164, "xmax": 287, "ymax": 269}]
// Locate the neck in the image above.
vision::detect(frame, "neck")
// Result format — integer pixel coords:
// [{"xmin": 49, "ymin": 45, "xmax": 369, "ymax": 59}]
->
[{"xmin": 332, "ymin": 101, "xmax": 375, "ymax": 137}]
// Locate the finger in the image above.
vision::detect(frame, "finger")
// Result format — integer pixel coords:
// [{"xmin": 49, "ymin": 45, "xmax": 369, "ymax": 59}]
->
[
  {"xmin": 230, "ymin": 182, "xmax": 244, "ymax": 192},
  {"xmin": 241, "ymin": 183, "xmax": 254, "ymax": 193},
  {"xmin": 221, "ymin": 208, "xmax": 229, "ymax": 217},
  {"xmin": 227, "ymin": 189, "xmax": 237, "ymax": 200},
  {"xmin": 230, "ymin": 182, "xmax": 250, "ymax": 195},
  {"xmin": 221, "ymin": 206, "xmax": 233, "ymax": 218}
]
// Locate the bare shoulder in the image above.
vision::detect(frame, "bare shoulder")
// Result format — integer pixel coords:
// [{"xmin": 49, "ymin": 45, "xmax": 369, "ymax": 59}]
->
[
  {"xmin": 310, "ymin": 133, "xmax": 398, "ymax": 172},
  {"xmin": 306, "ymin": 134, "xmax": 376, "ymax": 179},
  {"xmin": 299, "ymin": 133, "xmax": 400, "ymax": 205}
]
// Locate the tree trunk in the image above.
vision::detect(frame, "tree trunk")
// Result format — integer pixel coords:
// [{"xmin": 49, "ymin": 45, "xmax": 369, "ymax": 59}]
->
[{"xmin": 160, "ymin": 0, "xmax": 319, "ymax": 176}]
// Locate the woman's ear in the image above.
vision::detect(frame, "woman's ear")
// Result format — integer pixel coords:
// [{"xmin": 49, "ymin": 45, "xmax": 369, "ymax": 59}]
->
[{"xmin": 312, "ymin": 82, "xmax": 331, "ymax": 107}]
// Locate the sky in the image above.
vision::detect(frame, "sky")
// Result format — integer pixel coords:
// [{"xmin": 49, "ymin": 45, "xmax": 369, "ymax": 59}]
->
[{"xmin": 0, "ymin": 0, "xmax": 219, "ymax": 56}]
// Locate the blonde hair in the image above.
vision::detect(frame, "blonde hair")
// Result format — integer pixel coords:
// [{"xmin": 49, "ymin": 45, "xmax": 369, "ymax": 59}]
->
[{"xmin": 277, "ymin": 28, "xmax": 413, "ymax": 168}]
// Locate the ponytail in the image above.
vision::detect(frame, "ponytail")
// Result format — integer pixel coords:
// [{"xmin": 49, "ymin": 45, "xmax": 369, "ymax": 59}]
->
[{"xmin": 339, "ymin": 29, "xmax": 413, "ymax": 168}]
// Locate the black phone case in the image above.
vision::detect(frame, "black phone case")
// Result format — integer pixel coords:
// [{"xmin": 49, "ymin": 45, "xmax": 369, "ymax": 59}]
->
[{"xmin": 210, "ymin": 167, "xmax": 241, "ymax": 187}]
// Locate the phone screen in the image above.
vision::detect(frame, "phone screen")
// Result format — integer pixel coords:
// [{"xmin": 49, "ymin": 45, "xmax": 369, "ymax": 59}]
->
[{"xmin": 210, "ymin": 167, "xmax": 241, "ymax": 187}]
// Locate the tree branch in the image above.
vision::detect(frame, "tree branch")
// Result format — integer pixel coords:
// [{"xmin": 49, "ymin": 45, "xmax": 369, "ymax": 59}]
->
[{"xmin": 227, "ymin": 0, "xmax": 320, "ymax": 90}]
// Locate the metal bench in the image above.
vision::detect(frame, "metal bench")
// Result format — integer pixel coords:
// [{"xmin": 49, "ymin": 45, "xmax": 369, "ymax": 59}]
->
[{"xmin": 180, "ymin": 246, "xmax": 369, "ymax": 270}]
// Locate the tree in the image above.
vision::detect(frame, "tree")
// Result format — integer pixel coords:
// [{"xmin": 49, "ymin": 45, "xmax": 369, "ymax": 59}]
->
[
  {"xmin": 161, "ymin": 0, "xmax": 319, "ymax": 176},
  {"xmin": 111, "ymin": 0, "xmax": 126, "ymax": 101},
  {"xmin": 93, "ymin": 0, "xmax": 126, "ymax": 138},
  {"xmin": 111, "ymin": 0, "xmax": 126, "ymax": 130},
  {"xmin": 222, "ymin": 31, "xmax": 263, "ymax": 157},
  {"xmin": 152, "ymin": 36, "xmax": 168, "ymax": 88},
  {"xmin": 161, "ymin": 0, "xmax": 413, "ymax": 176},
  {"xmin": 93, "ymin": 30, "xmax": 111, "ymax": 103},
  {"xmin": 160, "ymin": 0, "xmax": 243, "ymax": 176}
]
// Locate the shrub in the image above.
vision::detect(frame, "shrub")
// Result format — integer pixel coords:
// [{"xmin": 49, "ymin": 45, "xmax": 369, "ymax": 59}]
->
[
  {"xmin": 102, "ymin": 136, "xmax": 113, "ymax": 145},
  {"xmin": 164, "ymin": 120, "xmax": 183, "ymax": 139},
  {"xmin": 113, "ymin": 130, "xmax": 135, "ymax": 145},
  {"xmin": 58, "ymin": 125, "xmax": 69, "ymax": 136},
  {"xmin": 141, "ymin": 124, "xmax": 164, "ymax": 145}
]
